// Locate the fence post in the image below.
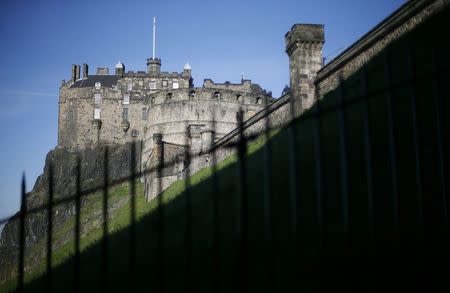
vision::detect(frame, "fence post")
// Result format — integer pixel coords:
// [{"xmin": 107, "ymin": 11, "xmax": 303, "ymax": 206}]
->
[
  {"xmin": 129, "ymin": 142, "xmax": 137, "ymax": 291},
  {"xmin": 102, "ymin": 147, "xmax": 109, "ymax": 290},
  {"xmin": 74, "ymin": 157, "xmax": 81, "ymax": 292},
  {"xmin": 431, "ymin": 49, "xmax": 448, "ymax": 231},
  {"xmin": 360, "ymin": 66, "xmax": 375, "ymax": 254},
  {"xmin": 210, "ymin": 111, "xmax": 220, "ymax": 292},
  {"xmin": 336, "ymin": 76, "xmax": 350, "ymax": 252},
  {"xmin": 384, "ymin": 51, "xmax": 400, "ymax": 249},
  {"xmin": 18, "ymin": 174, "xmax": 26, "ymax": 293},
  {"xmin": 46, "ymin": 164, "xmax": 54, "ymax": 292},
  {"xmin": 236, "ymin": 109, "xmax": 248, "ymax": 293},
  {"xmin": 406, "ymin": 49, "xmax": 424, "ymax": 248},
  {"xmin": 263, "ymin": 97, "xmax": 276, "ymax": 291},
  {"xmin": 184, "ymin": 124, "xmax": 193, "ymax": 293}
]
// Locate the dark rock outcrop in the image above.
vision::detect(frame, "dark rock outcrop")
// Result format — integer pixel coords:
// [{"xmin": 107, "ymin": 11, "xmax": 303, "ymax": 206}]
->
[{"xmin": 0, "ymin": 142, "xmax": 141, "ymax": 278}]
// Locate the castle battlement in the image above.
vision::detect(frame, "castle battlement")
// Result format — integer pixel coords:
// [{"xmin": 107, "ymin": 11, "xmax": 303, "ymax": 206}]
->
[{"xmin": 57, "ymin": 56, "xmax": 272, "ymax": 151}]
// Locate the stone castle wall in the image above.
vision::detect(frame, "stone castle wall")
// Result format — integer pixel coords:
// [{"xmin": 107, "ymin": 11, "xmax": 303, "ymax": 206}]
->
[
  {"xmin": 315, "ymin": 0, "xmax": 449, "ymax": 97},
  {"xmin": 58, "ymin": 83, "xmax": 271, "ymax": 150}
]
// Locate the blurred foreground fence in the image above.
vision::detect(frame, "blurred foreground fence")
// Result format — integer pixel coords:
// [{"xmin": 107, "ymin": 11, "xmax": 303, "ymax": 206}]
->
[{"xmin": 1, "ymin": 12, "xmax": 450, "ymax": 293}]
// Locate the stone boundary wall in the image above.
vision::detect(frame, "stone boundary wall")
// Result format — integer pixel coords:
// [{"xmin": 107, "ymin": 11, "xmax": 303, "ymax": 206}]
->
[
  {"xmin": 185, "ymin": 0, "xmax": 450, "ymax": 177},
  {"xmin": 315, "ymin": 0, "xmax": 449, "ymax": 97},
  {"xmin": 186, "ymin": 92, "xmax": 294, "ymax": 176}
]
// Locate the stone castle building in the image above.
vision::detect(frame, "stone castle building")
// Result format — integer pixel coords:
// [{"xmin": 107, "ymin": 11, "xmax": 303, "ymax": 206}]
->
[
  {"xmin": 57, "ymin": 28, "xmax": 277, "ymax": 200},
  {"xmin": 58, "ymin": 0, "xmax": 443, "ymax": 201}
]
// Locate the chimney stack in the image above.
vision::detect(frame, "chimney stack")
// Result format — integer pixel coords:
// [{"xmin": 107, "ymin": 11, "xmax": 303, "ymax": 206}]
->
[
  {"xmin": 82, "ymin": 63, "xmax": 89, "ymax": 79},
  {"xmin": 71, "ymin": 64, "xmax": 77, "ymax": 82},
  {"xmin": 75, "ymin": 65, "xmax": 81, "ymax": 81}
]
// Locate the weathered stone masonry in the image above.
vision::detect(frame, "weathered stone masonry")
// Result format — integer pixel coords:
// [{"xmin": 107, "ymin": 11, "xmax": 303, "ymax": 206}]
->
[
  {"xmin": 58, "ymin": 0, "xmax": 447, "ymax": 202},
  {"xmin": 57, "ymin": 54, "xmax": 273, "ymax": 201}
]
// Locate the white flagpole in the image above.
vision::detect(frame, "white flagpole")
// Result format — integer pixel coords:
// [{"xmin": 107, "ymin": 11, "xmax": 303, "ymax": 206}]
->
[{"xmin": 152, "ymin": 17, "xmax": 156, "ymax": 59}]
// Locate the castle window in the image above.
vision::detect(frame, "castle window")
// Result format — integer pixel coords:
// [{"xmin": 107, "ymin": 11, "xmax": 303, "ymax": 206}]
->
[
  {"xmin": 162, "ymin": 80, "xmax": 168, "ymax": 87},
  {"xmin": 94, "ymin": 93, "xmax": 102, "ymax": 104},
  {"xmin": 122, "ymin": 108, "xmax": 128, "ymax": 120},
  {"xmin": 123, "ymin": 95, "xmax": 130, "ymax": 105},
  {"xmin": 256, "ymin": 97, "xmax": 263, "ymax": 105},
  {"xmin": 236, "ymin": 94, "xmax": 243, "ymax": 103},
  {"xmin": 166, "ymin": 93, "xmax": 173, "ymax": 101},
  {"xmin": 94, "ymin": 108, "xmax": 101, "ymax": 119},
  {"xmin": 172, "ymin": 80, "xmax": 179, "ymax": 89},
  {"xmin": 189, "ymin": 90, "xmax": 196, "ymax": 98},
  {"xmin": 142, "ymin": 108, "xmax": 148, "ymax": 120},
  {"xmin": 213, "ymin": 91, "xmax": 221, "ymax": 99},
  {"xmin": 149, "ymin": 81, "xmax": 157, "ymax": 90},
  {"xmin": 131, "ymin": 129, "xmax": 139, "ymax": 137},
  {"xmin": 127, "ymin": 83, "xmax": 133, "ymax": 91},
  {"xmin": 95, "ymin": 82, "xmax": 101, "ymax": 89},
  {"xmin": 151, "ymin": 97, "xmax": 155, "ymax": 104}
]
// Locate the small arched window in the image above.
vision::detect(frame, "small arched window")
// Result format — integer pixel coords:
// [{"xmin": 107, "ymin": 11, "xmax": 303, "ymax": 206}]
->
[
  {"xmin": 166, "ymin": 93, "xmax": 173, "ymax": 101},
  {"xmin": 189, "ymin": 90, "xmax": 196, "ymax": 98},
  {"xmin": 236, "ymin": 94, "xmax": 243, "ymax": 103},
  {"xmin": 213, "ymin": 91, "xmax": 221, "ymax": 99},
  {"xmin": 256, "ymin": 97, "xmax": 263, "ymax": 105}
]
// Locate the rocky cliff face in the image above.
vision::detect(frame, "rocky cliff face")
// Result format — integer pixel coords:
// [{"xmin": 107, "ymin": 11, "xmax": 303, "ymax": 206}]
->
[{"xmin": 0, "ymin": 142, "xmax": 141, "ymax": 278}]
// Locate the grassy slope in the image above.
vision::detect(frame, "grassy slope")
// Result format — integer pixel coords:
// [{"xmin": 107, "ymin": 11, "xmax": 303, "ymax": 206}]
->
[{"xmin": 2, "ymin": 5, "xmax": 450, "ymax": 292}]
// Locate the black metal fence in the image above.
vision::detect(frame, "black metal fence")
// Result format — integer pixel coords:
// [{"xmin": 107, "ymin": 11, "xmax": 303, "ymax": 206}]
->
[{"xmin": 1, "ymin": 30, "xmax": 450, "ymax": 293}]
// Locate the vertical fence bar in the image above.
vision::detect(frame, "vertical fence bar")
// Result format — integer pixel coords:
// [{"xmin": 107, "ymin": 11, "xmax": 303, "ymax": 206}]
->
[
  {"xmin": 210, "ymin": 111, "xmax": 220, "ymax": 292},
  {"xmin": 46, "ymin": 164, "xmax": 54, "ymax": 292},
  {"xmin": 236, "ymin": 109, "xmax": 248, "ymax": 293},
  {"xmin": 313, "ymin": 101, "xmax": 324, "ymax": 252},
  {"xmin": 102, "ymin": 147, "xmax": 109, "ymax": 290},
  {"xmin": 361, "ymin": 66, "xmax": 375, "ymax": 253},
  {"xmin": 263, "ymin": 98, "xmax": 275, "ymax": 291},
  {"xmin": 288, "ymin": 95, "xmax": 299, "ymax": 239},
  {"xmin": 74, "ymin": 157, "xmax": 81, "ymax": 293},
  {"xmin": 156, "ymin": 137, "xmax": 164, "ymax": 293},
  {"xmin": 384, "ymin": 52, "xmax": 400, "ymax": 248},
  {"xmin": 431, "ymin": 49, "xmax": 448, "ymax": 229},
  {"xmin": 184, "ymin": 126, "xmax": 192, "ymax": 293},
  {"xmin": 407, "ymin": 49, "xmax": 424, "ymax": 246},
  {"xmin": 336, "ymin": 77, "xmax": 350, "ymax": 250},
  {"xmin": 18, "ymin": 174, "xmax": 26, "ymax": 293},
  {"xmin": 129, "ymin": 142, "xmax": 136, "ymax": 291}
]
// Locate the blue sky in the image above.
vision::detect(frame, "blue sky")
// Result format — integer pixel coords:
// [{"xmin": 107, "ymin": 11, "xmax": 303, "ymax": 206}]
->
[{"xmin": 0, "ymin": 0, "xmax": 405, "ymax": 223}]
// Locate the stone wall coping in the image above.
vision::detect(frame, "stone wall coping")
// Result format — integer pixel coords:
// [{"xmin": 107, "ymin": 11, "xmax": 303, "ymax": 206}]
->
[
  {"xmin": 212, "ymin": 93, "xmax": 290, "ymax": 149},
  {"xmin": 315, "ymin": 0, "xmax": 436, "ymax": 84}
]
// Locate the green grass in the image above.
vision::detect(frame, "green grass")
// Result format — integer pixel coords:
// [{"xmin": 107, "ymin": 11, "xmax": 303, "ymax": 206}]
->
[{"xmin": 2, "ymin": 5, "xmax": 450, "ymax": 292}]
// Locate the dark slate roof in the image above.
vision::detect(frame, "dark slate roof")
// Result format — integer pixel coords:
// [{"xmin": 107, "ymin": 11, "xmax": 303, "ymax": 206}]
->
[{"xmin": 71, "ymin": 75, "xmax": 119, "ymax": 88}]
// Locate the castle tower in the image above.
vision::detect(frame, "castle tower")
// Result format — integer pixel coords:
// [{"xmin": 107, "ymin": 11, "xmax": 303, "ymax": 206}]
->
[
  {"xmin": 115, "ymin": 61, "xmax": 125, "ymax": 77},
  {"xmin": 82, "ymin": 63, "xmax": 89, "ymax": 79},
  {"xmin": 147, "ymin": 16, "xmax": 161, "ymax": 76},
  {"xmin": 147, "ymin": 58, "xmax": 161, "ymax": 75},
  {"xmin": 285, "ymin": 24, "xmax": 324, "ymax": 113},
  {"xmin": 183, "ymin": 62, "xmax": 192, "ymax": 77}
]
